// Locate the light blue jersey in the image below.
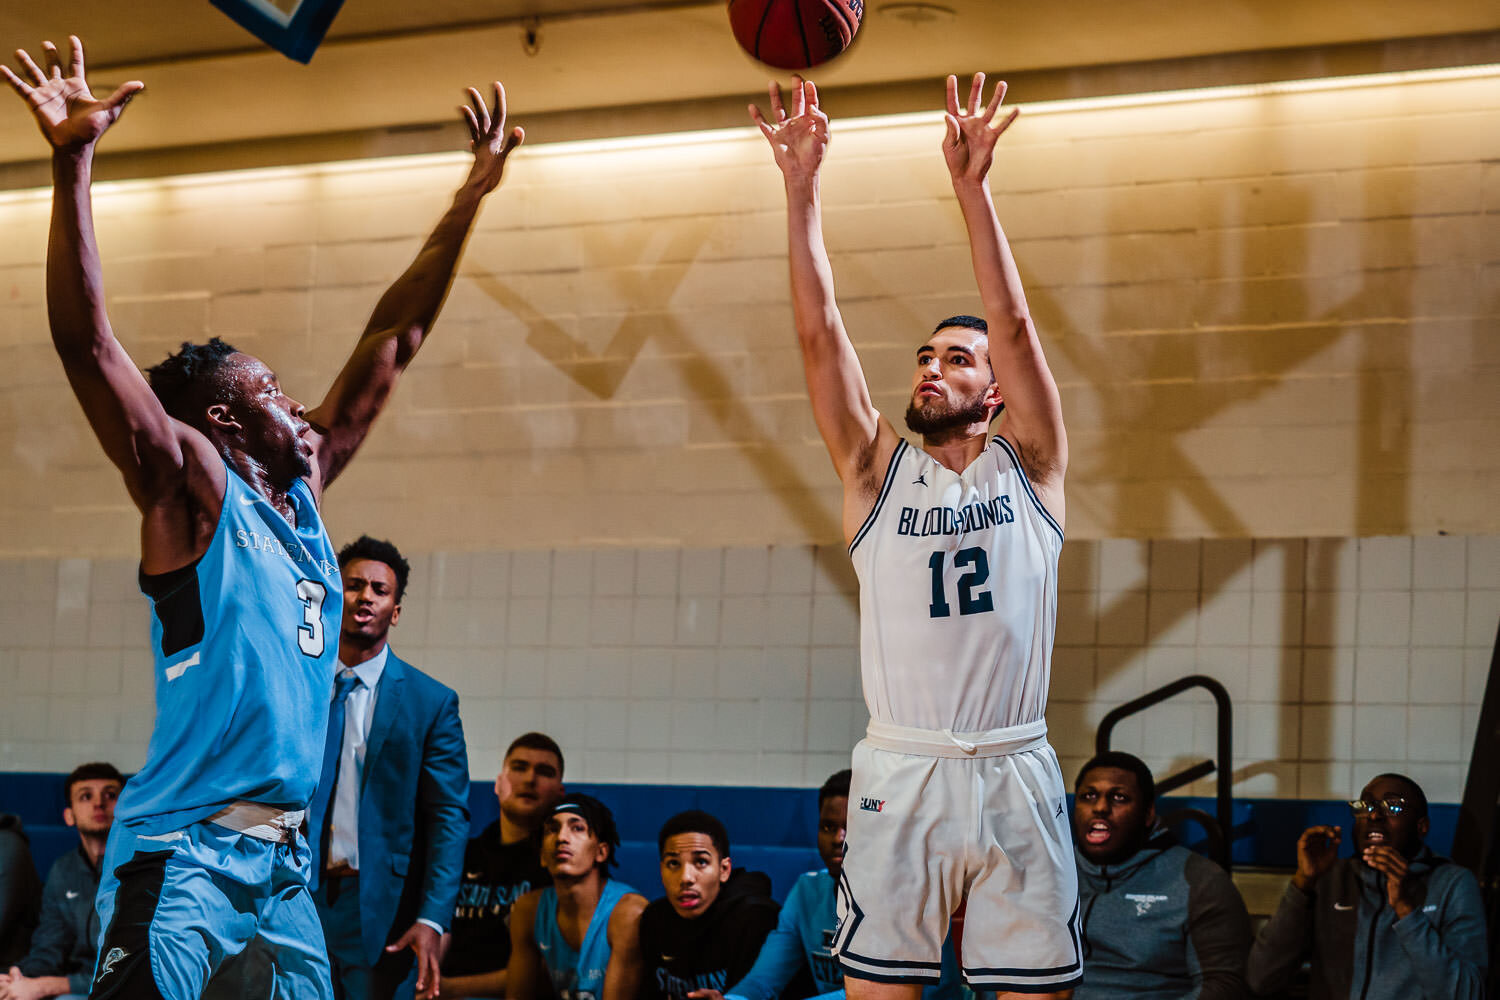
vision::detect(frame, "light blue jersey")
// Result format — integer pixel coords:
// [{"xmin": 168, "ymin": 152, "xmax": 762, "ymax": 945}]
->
[
  {"xmin": 536, "ymin": 879, "xmax": 636, "ymax": 1000},
  {"xmin": 119, "ymin": 467, "xmax": 342, "ymax": 834},
  {"xmin": 728, "ymin": 870, "xmax": 962, "ymax": 1000}
]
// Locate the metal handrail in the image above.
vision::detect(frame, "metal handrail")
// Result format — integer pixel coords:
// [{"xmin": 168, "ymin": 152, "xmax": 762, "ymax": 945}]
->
[{"xmin": 1095, "ymin": 674, "xmax": 1234, "ymax": 869}]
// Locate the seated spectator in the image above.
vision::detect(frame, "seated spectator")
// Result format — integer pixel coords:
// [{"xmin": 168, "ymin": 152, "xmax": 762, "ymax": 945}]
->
[
  {"xmin": 0, "ymin": 814, "xmax": 40, "ymax": 967},
  {"xmin": 1, "ymin": 763, "xmax": 123, "ymax": 1000},
  {"xmin": 507, "ymin": 795, "xmax": 646, "ymax": 1000},
  {"xmin": 696, "ymin": 773, "xmax": 959, "ymax": 1000},
  {"xmin": 638, "ymin": 810, "xmax": 780, "ymax": 1000},
  {"xmin": 1073, "ymin": 752, "xmax": 1250, "ymax": 999},
  {"xmin": 441, "ymin": 733, "xmax": 567, "ymax": 998},
  {"xmin": 1246, "ymin": 772, "xmax": 1488, "ymax": 999}
]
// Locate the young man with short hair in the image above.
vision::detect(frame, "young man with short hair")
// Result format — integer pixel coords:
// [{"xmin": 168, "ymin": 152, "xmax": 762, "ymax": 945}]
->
[
  {"xmin": 440, "ymin": 733, "xmax": 567, "ymax": 998},
  {"xmin": 1246, "ymin": 772, "xmax": 1488, "ymax": 999},
  {"xmin": 506, "ymin": 796, "xmax": 646, "ymax": 1000},
  {"xmin": 1, "ymin": 34, "xmax": 525, "ymax": 999},
  {"xmin": 1, "ymin": 763, "xmax": 123, "ymax": 1000},
  {"xmin": 308, "ymin": 536, "xmax": 470, "ymax": 1000},
  {"xmin": 752, "ymin": 69, "xmax": 1077, "ymax": 1000},
  {"xmin": 1072, "ymin": 752, "xmax": 1250, "ymax": 999},
  {"xmin": 639, "ymin": 811, "xmax": 779, "ymax": 1000}
]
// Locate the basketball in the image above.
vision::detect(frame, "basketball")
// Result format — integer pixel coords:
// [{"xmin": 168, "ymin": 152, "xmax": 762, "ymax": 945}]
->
[{"xmin": 729, "ymin": 0, "xmax": 864, "ymax": 71}]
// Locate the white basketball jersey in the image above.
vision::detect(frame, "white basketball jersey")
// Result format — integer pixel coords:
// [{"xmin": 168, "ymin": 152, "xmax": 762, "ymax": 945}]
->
[{"xmin": 849, "ymin": 435, "xmax": 1063, "ymax": 733}]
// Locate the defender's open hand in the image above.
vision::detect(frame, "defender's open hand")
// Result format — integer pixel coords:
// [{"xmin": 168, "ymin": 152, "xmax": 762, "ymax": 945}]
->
[
  {"xmin": 1, "ymin": 36, "xmax": 142, "ymax": 152},
  {"xmin": 461, "ymin": 81, "xmax": 524, "ymax": 194}
]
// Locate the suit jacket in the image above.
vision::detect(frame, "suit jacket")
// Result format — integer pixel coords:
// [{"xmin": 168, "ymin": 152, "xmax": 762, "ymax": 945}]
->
[{"xmin": 308, "ymin": 651, "xmax": 470, "ymax": 966}]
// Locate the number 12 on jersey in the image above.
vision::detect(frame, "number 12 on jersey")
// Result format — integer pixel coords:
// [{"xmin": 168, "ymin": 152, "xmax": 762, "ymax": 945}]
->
[{"xmin": 928, "ymin": 547, "xmax": 995, "ymax": 618}]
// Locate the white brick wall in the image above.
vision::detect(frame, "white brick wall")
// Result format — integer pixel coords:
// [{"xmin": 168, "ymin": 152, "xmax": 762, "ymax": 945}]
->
[
  {"xmin": 0, "ymin": 535, "xmax": 1491, "ymax": 802},
  {"xmin": 2, "ymin": 73, "xmax": 1498, "ymax": 555}
]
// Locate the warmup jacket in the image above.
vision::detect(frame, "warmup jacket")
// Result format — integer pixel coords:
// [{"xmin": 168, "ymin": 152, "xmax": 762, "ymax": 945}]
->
[
  {"xmin": 1076, "ymin": 831, "xmax": 1251, "ymax": 999},
  {"xmin": 18, "ymin": 844, "xmax": 101, "ymax": 994},
  {"xmin": 640, "ymin": 868, "xmax": 781, "ymax": 1000},
  {"xmin": 1245, "ymin": 848, "xmax": 1487, "ymax": 1000}
]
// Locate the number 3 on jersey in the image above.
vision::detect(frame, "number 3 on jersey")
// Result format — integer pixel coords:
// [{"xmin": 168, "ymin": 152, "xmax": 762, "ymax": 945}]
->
[
  {"xmin": 928, "ymin": 547, "xmax": 995, "ymax": 618},
  {"xmin": 296, "ymin": 579, "xmax": 327, "ymax": 656}
]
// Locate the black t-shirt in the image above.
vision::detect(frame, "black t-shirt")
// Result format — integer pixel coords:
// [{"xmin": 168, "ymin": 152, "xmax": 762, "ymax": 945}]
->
[
  {"xmin": 638, "ymin": 869, "xmax": 780, "ymax": 1000},
  {"xmin": 442, "ymin": 823, "xmax": 552, "ymax": 977}
]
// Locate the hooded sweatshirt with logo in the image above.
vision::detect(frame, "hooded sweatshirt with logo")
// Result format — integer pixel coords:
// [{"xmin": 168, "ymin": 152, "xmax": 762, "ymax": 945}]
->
[
  {"xmin": 1075, "ymin": 829, "xmax": 1251, "ymax": 999},
  {"xmin": 1245, "ymin": 847, "xmax": 1487, "ymax": 1000},
  {"xmin": 639, "ymin": 868, "xmax": 781, "ymax": 1000}
]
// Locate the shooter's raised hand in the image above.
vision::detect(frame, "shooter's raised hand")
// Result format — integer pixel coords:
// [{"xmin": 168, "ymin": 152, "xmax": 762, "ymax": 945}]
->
[
  {"xmin": 460, "ymin": 81, "xmax": 525, "ymax": 194},
  {"xmin": 749, "ymin": 76, "xmax": 829, "ymax": 180},
  {"xmin": 1, "ymin": 36, "xmax": 142, "ymax": 153},
  {"xmin": 942, "ymin": 72, "xmax": 1019, "ymax": 185}
]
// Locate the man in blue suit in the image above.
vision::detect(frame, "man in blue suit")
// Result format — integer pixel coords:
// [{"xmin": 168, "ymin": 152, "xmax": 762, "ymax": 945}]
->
[{"xmin": 309, "ymin": 536, "xmax": 470, "ymax": 1000}]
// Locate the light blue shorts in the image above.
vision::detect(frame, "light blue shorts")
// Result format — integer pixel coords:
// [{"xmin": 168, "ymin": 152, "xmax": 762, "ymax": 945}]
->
[{"xmin": 90, "ymin": 818, "xmax": 331, "ymax": 1000}]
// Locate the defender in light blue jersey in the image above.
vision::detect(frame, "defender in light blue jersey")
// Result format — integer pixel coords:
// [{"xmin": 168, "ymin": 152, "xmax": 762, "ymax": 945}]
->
[
  {"xmin": 509, "ymin": 796, "xmax": 648, "ymax": 1000},
  {"xmin": 2, "ymin": 35, "xmax": 528, "ymax": 1000}
]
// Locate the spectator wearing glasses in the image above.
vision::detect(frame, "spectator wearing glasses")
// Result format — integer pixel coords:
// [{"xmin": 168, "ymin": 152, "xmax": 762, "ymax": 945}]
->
[{"xmin": 1246, "ymin": 772, "xmax": 1488, "ymax": 999}]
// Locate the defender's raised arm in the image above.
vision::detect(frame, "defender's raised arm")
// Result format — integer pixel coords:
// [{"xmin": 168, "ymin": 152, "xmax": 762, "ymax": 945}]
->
[
  {"xmin": 306, "ymin": 82, "xmax": 525, "ymax": 493},
  {"xmin": 943, "ymin": 73, "xmax": 1068, "ymax": 523},
  {"xmin": 750, "ymin": 79, "xmax": 898, "ymax": 535},
  {"xmin": 2, "ymin": 38, "xmax": 215, "ymax": 518}
]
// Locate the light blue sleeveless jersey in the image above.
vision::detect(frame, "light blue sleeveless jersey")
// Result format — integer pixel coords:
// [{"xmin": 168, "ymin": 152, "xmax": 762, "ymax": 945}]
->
[
  {"xmin": 118, "ymin": 468, "xmax": 342, "ymax": 834},
  {"xmin": 536, "ymin": 879, "xmax": 637, "ymax": 1000}
]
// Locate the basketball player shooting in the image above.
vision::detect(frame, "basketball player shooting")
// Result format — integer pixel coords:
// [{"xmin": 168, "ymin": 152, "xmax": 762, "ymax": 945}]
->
[
  {"xmin": 750, "ymin": 75, "xmax": 1079, "ymax": 998},
  {"xmin": 2, "ymin": 36, "xmax": 523, "ymax": 1000}
]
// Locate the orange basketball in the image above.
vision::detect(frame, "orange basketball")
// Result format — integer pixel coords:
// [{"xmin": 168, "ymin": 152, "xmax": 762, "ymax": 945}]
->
[{"xmin": 729, "ymin": 0, "xmax": 864, "ymax": 71}]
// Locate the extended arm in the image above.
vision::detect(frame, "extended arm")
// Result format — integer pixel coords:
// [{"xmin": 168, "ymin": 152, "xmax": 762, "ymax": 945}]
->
[
  {"xmin": 749, "ymin": 80, "xmax": 897, "ymax": 526},
  {"xmin": 504, "ymin": 892, "xmax": 547, "ymax": 1000},
  {"xmin": 307, "ymin": 83, "xmax": 524, "ymax": 491},
  {"xmin": 3, "ymin": 38, "xmax": 222, "ymax": 528},
  {"xmin": 944, "ymin": 75, "xmax": 1067, "ymax": 513},
  {"xmin": 603, "ymin": 893, "xmax": 648, "ymax": 1000}
]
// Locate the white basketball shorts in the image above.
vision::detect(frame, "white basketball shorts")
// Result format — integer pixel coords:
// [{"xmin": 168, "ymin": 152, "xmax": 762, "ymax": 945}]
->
[{"xmin": 833, "ymin": 718, "xmax": 1082, "ymax": 993}]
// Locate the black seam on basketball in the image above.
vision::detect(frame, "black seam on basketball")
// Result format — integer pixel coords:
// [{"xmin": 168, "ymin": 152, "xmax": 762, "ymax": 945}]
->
[
  {"xmin": 793, "ymin": 0, "xmax": 813, "ymax": 67},
  {"xmin": 754, "ymin": 0, "xmax": 776, "ymax": 61},
  {"xmin": 827, "ymin": 0, "xmax": 855, "ymax": 41}
]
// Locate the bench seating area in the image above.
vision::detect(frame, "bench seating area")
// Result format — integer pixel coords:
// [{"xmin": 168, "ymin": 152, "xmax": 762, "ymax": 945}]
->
[{"xmin": 2, "ymin": 772, "xmax": 1461, "ymax": 913}]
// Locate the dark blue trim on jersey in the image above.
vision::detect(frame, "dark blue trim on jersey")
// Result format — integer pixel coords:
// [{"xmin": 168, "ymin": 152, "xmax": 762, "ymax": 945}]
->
[
  {"xmin": 962, "ymin": 893, "xmax": 1082, "ymax": 988},
  {"xmin": 833, "ymin": 863, "xmax": 945, "ymax": 981},
  {"xmin": 992, "ymin": 435, "xmax": 1063, "ymax": 544},
  {"xmin": 839, "ymin": 965, "xmax": 943, "ymax": 985},
  {"xmin": 848, "ymin": 440, "xmax": 910, "ymax": 556},
  {"xmin": 961, "ymin": 975, "xmax": 1083, "ymax": 994}
]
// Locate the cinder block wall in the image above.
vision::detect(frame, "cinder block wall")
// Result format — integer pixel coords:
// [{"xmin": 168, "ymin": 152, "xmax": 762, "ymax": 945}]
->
[{"xmin": 0, "ymin": 74, "xmax": 1495, "ymax": 798}]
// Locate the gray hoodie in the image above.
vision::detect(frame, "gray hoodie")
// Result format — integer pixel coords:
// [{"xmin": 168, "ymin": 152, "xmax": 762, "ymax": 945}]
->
[
  {"xmin": 1076, "ymin": 830, "xmax": 1252, "ymax": 999},
  {"xmin": 1245, "ymin": 848, "xmax": 1487, "ymax": 1000}
]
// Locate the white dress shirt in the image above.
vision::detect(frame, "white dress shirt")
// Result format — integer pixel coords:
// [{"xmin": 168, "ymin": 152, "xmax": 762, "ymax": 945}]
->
[{"xmin": 326, "ymin": 644, "xmax": 388, "ymax": 871}]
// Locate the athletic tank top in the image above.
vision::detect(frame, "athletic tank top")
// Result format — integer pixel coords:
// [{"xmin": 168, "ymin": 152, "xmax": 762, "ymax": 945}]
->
[
  {"xmin": 536, "ymin": 879, "xmax": 637, "ymax": 1000},
  {"xmin": 118, "ymin": 466, "xmax": 342, "ymax": 833},
  {"xmin": 849, "ymin": 435, "xmax": 1062, "ymax": 733}
]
